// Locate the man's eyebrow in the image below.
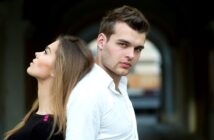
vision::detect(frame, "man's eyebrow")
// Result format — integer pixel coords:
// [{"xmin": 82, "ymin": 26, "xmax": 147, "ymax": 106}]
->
[
  {"xmin": 118, "ymin": 39, "xmax": 145, "ymax": 49},
  {"xmin": 117, "ymin": 39, "xmax": 130, "ymax": 44},
  {"xmin": 136, "ymin": 45, "xmax": 144, "ymax": 49}
]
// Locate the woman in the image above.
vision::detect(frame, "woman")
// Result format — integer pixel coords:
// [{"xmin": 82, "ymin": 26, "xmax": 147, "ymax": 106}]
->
[{"xmin": 4, "ymin": 35, "xmax": 94, "ymax": 140}]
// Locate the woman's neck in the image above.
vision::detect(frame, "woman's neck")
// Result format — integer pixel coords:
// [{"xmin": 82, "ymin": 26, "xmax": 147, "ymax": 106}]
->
[{"xmin": 36, "ymin": 79, "xmax": 53, "ymax": 115}]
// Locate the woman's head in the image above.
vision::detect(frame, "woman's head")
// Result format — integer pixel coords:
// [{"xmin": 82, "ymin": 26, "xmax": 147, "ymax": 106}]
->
[
  {"xmin": 27, "ymin": 35, "xmax": 94, "ymax": 136},
  {"xmin": 27, "ymin": 35, "xmax": 94, "ymax": 82}
]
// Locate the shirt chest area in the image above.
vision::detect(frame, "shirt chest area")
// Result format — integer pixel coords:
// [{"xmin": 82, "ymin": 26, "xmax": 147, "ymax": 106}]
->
[{"xmin": 99, "ymin": 92, "xmax": 135, "ymax": 137}]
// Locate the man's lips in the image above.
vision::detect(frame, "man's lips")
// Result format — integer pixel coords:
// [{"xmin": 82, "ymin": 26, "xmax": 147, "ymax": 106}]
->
[{"xmin": 120, "ymin": 62, "xmax": 132, "ymax": 69}]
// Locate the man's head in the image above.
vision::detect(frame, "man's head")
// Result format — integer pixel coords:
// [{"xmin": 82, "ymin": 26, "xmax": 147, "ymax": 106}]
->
[{"xmin": 96, "ymin": 5, "xmax": 150, "ymax": 83}]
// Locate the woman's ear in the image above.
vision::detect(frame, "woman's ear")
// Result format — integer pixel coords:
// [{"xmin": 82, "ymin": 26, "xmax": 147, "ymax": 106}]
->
[
  {"xmin": 97, "ymin": 33, "xmax": 106, "ymax": 50},
  {"xmin": 50, "ymin": 70, "xmax": 55, "ymax": 77}
]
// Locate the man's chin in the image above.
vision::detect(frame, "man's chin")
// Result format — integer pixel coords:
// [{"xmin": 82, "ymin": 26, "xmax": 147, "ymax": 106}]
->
[{"xmin": 119, "ymin": 71, "xmax": 129, "ymax": 76}]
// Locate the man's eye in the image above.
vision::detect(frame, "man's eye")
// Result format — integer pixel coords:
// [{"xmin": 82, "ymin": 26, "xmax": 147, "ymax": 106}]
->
[
  {"xmin": 118, "ymin": 42, "xmax": 127, "ymax": 47},
  {"xmin": 135, "ymin": 47, "xmax": 143, "ymax": 52}
]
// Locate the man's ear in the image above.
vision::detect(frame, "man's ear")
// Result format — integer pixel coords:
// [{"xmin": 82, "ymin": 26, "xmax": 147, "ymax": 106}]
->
[{"xmin": 97, "ymin": 33, "xmax": 106, "ymax": 50}]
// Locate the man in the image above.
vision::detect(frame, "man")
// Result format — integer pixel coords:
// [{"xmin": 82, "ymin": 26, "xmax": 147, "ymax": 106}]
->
[{"xmin": 66, "ymin": 5, "xmax": 150, "ymax": 140}]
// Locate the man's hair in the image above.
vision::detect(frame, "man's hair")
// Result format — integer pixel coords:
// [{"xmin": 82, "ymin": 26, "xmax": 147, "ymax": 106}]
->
[{"xmin": 99, "ymin": 5, "xmax": 150, "ymax": 39}]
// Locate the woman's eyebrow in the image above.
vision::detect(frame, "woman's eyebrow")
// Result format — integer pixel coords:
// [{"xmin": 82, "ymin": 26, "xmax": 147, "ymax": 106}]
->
[{"xmin": 45, "ymin": 46, "xmax": 51, "ymax": 53}]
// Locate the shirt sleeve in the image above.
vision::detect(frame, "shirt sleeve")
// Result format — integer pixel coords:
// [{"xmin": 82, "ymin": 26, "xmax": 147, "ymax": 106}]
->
[{"xmin": 66, "ymin": 88, "xmax": 101, "ymax": 140}]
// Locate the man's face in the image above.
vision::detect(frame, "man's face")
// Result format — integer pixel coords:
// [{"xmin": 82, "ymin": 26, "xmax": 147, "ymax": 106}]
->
[{"xmin": 97, "ymin": 22, "xmax": 146, "ymax": 79}]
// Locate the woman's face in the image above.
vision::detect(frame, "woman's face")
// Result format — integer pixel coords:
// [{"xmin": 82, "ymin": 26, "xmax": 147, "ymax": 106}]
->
[{"xmin": 27, "ymin": 40, "xmax": 59, "ymax": 80}]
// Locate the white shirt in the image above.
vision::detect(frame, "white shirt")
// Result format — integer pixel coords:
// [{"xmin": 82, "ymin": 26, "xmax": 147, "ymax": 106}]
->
[{"xmin": 66, "ymin": 64, "xmax": 139, "ymax": 140}]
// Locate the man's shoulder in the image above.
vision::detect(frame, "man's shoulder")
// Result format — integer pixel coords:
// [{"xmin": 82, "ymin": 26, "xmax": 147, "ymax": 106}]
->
[
  {"xmin": 72, "ymin": 66, "xmax": 105, "ymax": 93},
  {"xmin": 77, "ymin": 64, "xmax": 112, "ymax": 86}
]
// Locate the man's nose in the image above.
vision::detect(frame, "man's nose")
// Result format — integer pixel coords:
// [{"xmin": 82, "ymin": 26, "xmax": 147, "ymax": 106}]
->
[{"xmin": 126, "ymin": 48, "xmax": 134, "ymax": 60}]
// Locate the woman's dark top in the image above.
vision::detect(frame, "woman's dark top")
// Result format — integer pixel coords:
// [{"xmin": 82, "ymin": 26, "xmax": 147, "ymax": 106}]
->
[{"xmin": 8, "ymin": 113, "xmax": 64, "ymax": 140}]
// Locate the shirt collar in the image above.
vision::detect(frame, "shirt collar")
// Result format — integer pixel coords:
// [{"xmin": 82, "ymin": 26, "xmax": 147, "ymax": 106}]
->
[
  {"xmin": 93, "ymin": 64, "xmax": 128, "ymax": 95},
  {"xmin": 110, "ymin": 76, "xmax": 128, "ymax": 95},
  {"xmin": 92, "ymin": 64, "xmax": 113, "ymax": 87}
]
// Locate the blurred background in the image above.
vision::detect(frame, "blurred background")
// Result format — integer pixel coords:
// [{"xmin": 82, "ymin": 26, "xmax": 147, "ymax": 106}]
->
[{"xmin": 0, "ymin": 0, "xmax": 213, "ymax": 140}]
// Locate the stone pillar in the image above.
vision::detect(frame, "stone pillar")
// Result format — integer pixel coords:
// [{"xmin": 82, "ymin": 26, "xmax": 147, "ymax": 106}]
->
[{"xmin": 0, "ymin": 0, "xmax": 26, "ymax": 139}]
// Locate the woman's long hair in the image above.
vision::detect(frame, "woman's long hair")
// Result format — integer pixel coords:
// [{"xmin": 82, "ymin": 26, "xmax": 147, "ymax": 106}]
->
[
  {"xmin": 4, "ymin": 35, "xmax": 94, "ymax": 139},
  {"xmin": 50, "ymin": 35, "xmax": 94, "ymax": 137}
]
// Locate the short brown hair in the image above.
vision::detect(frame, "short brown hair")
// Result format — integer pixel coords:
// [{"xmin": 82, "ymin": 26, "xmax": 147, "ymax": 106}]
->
[{"xmin": 99, "ymin": 5, "xmax": 150, "ymax": 39}]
